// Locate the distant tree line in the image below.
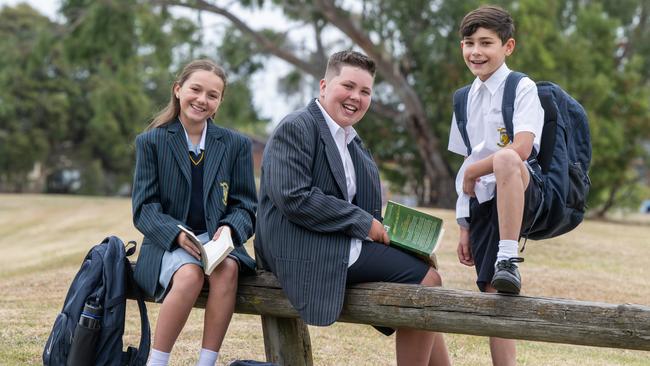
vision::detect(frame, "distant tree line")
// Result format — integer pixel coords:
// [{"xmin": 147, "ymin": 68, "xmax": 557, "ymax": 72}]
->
[{"xmin": 0, "ymin": 0, "xmax": 648, "ymax": 217}]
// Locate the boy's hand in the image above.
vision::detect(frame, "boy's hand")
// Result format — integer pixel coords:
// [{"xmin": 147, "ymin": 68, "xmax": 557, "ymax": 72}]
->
[
  {"xmin": 368, "ymin": 218, "xmax": 390, "ymax": 244},
  {"xmin": 463, "ymin": 164, "xmax": 480, "ymax": 197},
  {"xmin": 457, "ymin": 227, "xmax": 474, "ymax": 266}
]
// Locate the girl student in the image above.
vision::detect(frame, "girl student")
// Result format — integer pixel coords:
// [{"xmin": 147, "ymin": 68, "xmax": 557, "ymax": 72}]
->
[{"xmin": 132, "ymin": 59, "xmax": 257, "ymax": 366}]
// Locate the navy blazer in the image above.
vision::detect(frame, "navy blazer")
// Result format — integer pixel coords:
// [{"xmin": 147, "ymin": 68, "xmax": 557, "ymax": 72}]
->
[
  {"xmin": 255, "ymin": 99, "xmax": 382, "ymax": 326},
  {"xmin": 132, "ymin": 119, "xmax": 257, "ymax": 298}
]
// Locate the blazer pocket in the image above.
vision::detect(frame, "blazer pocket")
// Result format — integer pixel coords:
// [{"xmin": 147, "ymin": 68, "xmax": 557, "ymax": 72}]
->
[{"xmin": 274, "ymin": 257, "xmax": 312, "ymax": 312}]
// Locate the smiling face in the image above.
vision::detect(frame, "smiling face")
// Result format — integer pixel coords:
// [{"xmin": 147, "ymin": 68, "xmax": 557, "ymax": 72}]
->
[
  {"xmin": 174, "ymin": 70, "xmax": 225, "ymax": 126},
  {"xmin": 461, "ymin": 27, "xmax": 515, "ymax": 81},
  {"xmin": 318, "ymin": 65, "xmax": 374, "ymax": 127}
]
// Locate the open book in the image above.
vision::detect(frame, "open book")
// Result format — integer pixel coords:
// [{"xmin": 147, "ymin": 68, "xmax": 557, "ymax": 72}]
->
[
  {"xmin": 177, "ymin": 225, "xmax": 234, "ymax": 275},
  {"xmin": 383, "ymin": 200, "xmax": 445, "ymax": 259}
]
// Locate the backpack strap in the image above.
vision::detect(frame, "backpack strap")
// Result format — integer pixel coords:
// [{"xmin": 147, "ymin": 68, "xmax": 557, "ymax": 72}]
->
[
  {"xmin": 502, "ymin": 71, "xmax": 526, "ymax": 141},
  {"xmin": 123, "ymin": 245, "xmax": 151, "ymax": 365},
  {"xmin": 129, "ymin": 295, "xmax": 151, "ymax": 364},
  {"xmin": 453, "ymin": 85, "xmax": 472, "ymax": 156},
  {"xmin": 502, "ymin": 71, "xmax": 540, "ymax": 164}
]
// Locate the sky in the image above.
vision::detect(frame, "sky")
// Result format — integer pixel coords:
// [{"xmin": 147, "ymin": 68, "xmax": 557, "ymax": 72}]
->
[{"xmin": 0, "ymin": 0, "xmax": 303, "ymax": 126}]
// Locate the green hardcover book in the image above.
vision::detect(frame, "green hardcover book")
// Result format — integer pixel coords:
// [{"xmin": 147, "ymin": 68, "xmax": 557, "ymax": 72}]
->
[{"xmin": 383, "ymin": 200, "xmax": 444, "ymax": 257}]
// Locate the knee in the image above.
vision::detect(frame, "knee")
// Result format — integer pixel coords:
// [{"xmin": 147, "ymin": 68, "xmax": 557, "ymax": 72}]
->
[
  {"xmin": 493, "ymin": 149, "xmax": 522, "ymax": 177},
  {"xmin": 171, "ymin": 264, "xmax": 205, "ymax": 295},
  {"xmin": 208, "ymin": 258, "xmax": 239, "ymax": 292},
  {"xmin": 420, "ymin": 268, "xmax": 442, "ymax": 287}
]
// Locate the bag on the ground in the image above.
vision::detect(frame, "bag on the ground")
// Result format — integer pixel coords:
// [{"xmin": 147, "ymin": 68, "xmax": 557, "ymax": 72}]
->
[
  {"xmin": 43, "ymin": 236, "xmax": 150, "ymax": 366},
  {"xmin": 453, "ymin": 71, "xmax": 591, "ymax": 239}
]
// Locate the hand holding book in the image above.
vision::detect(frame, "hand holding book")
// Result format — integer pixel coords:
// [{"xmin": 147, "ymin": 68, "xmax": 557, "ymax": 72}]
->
[
  {"xmin": 368, "ymin": 218, "xmax": 390, "ymax": 244},
  {"xmin": 177, "ymin": 225, "xmax": 235, "ymax": 275},
  {"xmin": 177, "ymin": 230, "xmax": 202, "ymax": 260},
  {"xmin": 382, "ymin": 201, "xmax": 445, "ymax": 267}
]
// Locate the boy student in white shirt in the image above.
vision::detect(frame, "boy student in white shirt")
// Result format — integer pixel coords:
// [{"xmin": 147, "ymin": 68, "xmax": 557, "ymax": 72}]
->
[{"xmin": 448, "ymin": 5, "xmax": 545, "ymax": 366}]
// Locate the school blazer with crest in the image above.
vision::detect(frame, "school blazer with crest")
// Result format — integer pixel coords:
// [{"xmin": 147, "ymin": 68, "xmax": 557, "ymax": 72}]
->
[
  {"xmin": 132, "ymin": 119, "xmax": 257, "ymax": 298},
  {"xmin": 254, "ymin": 99, "xmax": 383, "ymax": 326}
]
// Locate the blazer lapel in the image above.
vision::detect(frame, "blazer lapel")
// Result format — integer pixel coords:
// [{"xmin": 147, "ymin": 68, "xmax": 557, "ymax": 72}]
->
[
  {"xmin": 309, "ymin": 101, "xmax": 348, "ymax": 201},
  {"xmin": 168, "ymin": 120, "xmax": 191, "ymax": 185},
  {"xmin": 203, "ymin": 121, "xmax": 226, "ymax": 203}
]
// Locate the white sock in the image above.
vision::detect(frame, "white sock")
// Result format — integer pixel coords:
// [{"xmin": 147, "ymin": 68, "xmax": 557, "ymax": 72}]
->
[
  {"xmin": 196, "ymin": 348, "xmax": 219, "ymax": 366},
  {"xmin": 496, "ymin": 239, "xmax": 519, "ymax": 266},
  {"xmin": 147, "ymin": 349, "xmax": 170, "ymax": 366}
]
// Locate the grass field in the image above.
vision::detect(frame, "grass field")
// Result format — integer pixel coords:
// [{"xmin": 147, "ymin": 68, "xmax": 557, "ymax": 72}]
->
[{"xmin": 0, "ymin": 193, "xmax": 648, "ymax": 365}]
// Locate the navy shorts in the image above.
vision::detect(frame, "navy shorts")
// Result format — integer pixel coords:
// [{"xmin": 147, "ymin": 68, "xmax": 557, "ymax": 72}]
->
[
  {"xmin": 469, "ymin": 164, "xmax": 543, "ymax": 292},
  {"xmin": 347, "ymin": 241, "xmax": 430, "ymax": 286}
]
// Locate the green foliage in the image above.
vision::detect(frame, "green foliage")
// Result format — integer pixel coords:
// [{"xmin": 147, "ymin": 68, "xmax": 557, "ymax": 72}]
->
[
  {"xmin": 0, "ymin": 1, "xmax": 267, "ymax": 195},
  {"xmin": 0, "ymin": 4, "xmax": 69, "ymax": 191}
]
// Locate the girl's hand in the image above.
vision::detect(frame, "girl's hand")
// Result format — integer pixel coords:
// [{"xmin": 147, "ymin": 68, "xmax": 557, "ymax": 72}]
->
[
  {"xmin": 212, "ymin": 225, "xmax": 231, "ymax": 242},
  {"xmin": 177, "ymin": 231, "xmax": 201, "ymax": 260}
]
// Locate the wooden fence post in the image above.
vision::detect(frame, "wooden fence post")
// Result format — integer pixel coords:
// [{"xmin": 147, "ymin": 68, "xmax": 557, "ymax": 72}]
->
[
  {"xmin": 260, "ymin": 315, "xmax": 313, "ymax": 366},
  {"xmin": 253, "ymin": 253, "xmax": 313, "ymax": 365}
]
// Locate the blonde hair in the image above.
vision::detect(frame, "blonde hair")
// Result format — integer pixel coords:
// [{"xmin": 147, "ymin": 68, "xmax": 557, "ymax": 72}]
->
[{"xmin": 147, "ymin": 59, "xmax": 227, "ymax": 130}]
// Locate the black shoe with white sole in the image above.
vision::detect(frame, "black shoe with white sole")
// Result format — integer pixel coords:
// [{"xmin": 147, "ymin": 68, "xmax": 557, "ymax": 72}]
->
[{"xmin": 491, "ymin": 257, "xmax": 524, "ymax": 294}]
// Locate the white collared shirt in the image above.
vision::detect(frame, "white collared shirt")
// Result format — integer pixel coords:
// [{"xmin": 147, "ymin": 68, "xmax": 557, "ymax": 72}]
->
[
  {"xmin": 448, "ymin": 63, "xmax": 544, "ymax": 219},
  {"xmin": 315, "ymin": 100, "xmax": 362, "ymax": 267},
  {"xmin": 182, "ymin": 121, "xmax": 207, "ymax": 154}
]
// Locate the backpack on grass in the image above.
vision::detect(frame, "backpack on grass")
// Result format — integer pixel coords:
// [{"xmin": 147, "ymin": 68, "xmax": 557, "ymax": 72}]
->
[
  {"xmin": 453, "ymin": 71, "xmax": 591, "ymax": 239},
  {"xmin": 43, "ymin": 236, "xmax": 150, "ymax": 366}
]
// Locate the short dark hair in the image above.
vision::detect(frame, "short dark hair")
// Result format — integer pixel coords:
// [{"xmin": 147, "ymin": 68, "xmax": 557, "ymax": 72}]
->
[
  {"xmin": 459, "ymin": 5, "xmax": 514, "ymax": 44},
  {"xmin": 325, "ymin": 50, "xmax": 376, "ymax": 79}
]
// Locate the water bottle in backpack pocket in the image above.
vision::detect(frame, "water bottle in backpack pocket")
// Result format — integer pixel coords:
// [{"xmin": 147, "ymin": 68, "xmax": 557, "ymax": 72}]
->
[{"xmin": 66, "ymin": 299, "xmax": 103, "ymax": 366}]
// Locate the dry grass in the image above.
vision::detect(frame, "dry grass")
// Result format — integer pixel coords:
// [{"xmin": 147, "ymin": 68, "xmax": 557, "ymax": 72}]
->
[{"xmin": 0, "ymin": 194, "xmax": 648, "ymax": 365}]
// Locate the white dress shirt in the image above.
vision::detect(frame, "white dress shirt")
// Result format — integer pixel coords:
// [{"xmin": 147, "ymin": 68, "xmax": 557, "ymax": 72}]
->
[
  {"xmin": 181, "ymin": 120, "xmax": 207, "ymax": 154},
  {"xmin": 448, "ymin": 63, "xmax": 544, "ymax": 219},
  {"xmin": 316, "ymin": 100, "xmax": 362, "ymax": 267}
]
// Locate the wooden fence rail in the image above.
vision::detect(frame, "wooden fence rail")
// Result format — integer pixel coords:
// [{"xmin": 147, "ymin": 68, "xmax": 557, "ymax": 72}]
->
[{"xmin": 129, "ymin": 268, "xmax": 650, "ymax": 365}]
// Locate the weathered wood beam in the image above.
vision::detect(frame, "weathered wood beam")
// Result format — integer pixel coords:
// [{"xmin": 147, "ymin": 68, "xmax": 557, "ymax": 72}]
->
[{"xmin": 131, "ymin": 269, "xmax": 650, "ymax": 351}]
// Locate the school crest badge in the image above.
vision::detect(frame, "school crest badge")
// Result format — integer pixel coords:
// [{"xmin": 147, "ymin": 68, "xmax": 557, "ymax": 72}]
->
[
  {"xmin": 220, "ymin": 182, "xmax": 229, "ymax": 205},
  {"xmin": 497, "ymin": 127, "xmax": 510, "ymax": 147}
]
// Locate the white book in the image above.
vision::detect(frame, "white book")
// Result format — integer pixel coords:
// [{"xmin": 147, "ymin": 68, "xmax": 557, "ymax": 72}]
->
[{"xmin": 177, "ymin": 225, "xmax": 234, "ymax": 275}]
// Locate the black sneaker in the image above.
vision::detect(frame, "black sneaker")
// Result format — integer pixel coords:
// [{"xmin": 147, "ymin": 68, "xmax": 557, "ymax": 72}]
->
[{"xmin": 491, "ymin": 257, "xmax": 524, "ymax": 294}]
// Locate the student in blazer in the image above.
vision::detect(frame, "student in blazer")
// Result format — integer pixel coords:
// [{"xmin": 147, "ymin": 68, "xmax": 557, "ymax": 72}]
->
[
  {"xmin": 132, "ymin": 59, "xmax": 256, "ymax": 366},
  {"xmin": 133, "ymin": 119, "xmax": 256, "ymax": 296},
  {"xmin": 255, "ymin": 50, "xmax": 450, "ymax": 366}
]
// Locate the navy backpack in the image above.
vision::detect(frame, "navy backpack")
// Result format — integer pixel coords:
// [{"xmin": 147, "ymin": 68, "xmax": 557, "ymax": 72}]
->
[
  {"xmin": 453, "ymin": 71, "xmax": 591, "ymax": 239},
  {"xmin": 43, "ymin": 236, "xmax": 150, "ymax": 365}
]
